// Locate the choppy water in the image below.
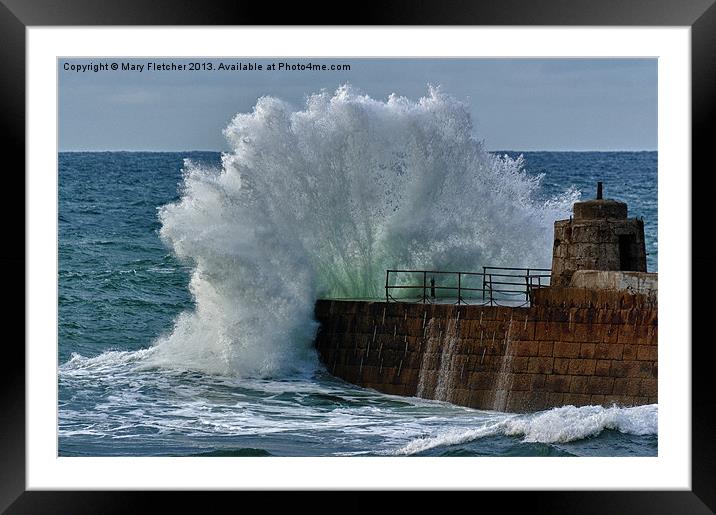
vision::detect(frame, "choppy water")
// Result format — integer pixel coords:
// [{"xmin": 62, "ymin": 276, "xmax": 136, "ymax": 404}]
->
[{"xmin": 59, "ymin": 87, "xmax": 657, "ymax": 457}]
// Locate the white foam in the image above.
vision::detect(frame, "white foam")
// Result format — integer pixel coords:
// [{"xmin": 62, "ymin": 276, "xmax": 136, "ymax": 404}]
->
[
  {"xmin": 59, "ymin": 350, "xmax": 656, "ymax": 455},
  {"xmin": 502, "ymin": 404, "xmax": 658, "ymax": 442},
  {"xmin": 60, "ymin": 349, "xmax": 156, "ymax": 375}
]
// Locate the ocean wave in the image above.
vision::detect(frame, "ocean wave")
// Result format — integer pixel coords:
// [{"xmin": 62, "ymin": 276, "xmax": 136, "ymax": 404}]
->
[
  {"xmin": 60, "ymin": 349, "xmax": 157, "ymax": 376},
  {"xmin": 150, "ymin": 84, "xmax": 577, "ymax": 378},
  {"xmin": 388, "ymin": 404, "xmax": 657, "ymax": 455}
]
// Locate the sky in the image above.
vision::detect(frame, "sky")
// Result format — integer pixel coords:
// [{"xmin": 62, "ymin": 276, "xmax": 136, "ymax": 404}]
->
[{"xmin": 58, "ymin": 58, "xmax": 657, "ymax": 152}]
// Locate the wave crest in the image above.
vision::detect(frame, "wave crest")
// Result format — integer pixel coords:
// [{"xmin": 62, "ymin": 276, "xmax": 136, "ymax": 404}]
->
[{"xmin": 390, "ymin": 404, "xmax": 657, "ymax": 455}]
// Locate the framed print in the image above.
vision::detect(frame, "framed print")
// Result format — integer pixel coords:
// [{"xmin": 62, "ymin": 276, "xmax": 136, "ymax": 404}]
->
[{"xmin": 6, "ymin": 0, "xmax": 714, "ymax": 512}]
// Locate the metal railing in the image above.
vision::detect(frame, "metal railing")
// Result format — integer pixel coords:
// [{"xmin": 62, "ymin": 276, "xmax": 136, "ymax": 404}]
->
[{"xmin": 384, "ymin": 267, "xmax": 551, "ymax": 307}]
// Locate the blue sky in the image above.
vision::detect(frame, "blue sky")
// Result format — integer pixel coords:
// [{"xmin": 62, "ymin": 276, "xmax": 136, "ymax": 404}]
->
[{"xmin": 59, "ymin": 58, "xmax": 657, "ymax": 152}]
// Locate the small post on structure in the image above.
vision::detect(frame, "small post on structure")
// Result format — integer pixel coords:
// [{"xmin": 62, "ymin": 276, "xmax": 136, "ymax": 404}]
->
[
  {"xmin": 457, "ymin": 272, "xmax": 462, "ymax": 305},
  {"xmin": 430, "ymin": 276, "xmax": 436, "ymax": 299},
  {"xmin": 525, "ymin": 269, "xmax": 530, "ymax": 302},
  {"xmin": 597, "ymin": 181, "xmax": 603, "ymax": 200}
]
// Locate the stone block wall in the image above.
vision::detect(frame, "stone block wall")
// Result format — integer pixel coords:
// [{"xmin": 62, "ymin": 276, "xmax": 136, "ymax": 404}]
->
[
  {"xmin": 551, "ymin": 218, "xmax": 647, "ymax": 286},
  {"xmin": 313, "ymin": 287, "xmax": 657, "ymax": 413}
]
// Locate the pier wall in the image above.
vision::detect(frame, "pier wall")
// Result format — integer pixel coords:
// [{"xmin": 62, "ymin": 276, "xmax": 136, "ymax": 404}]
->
[{"xmin": 313, "ymin": 287, "xmax": 657, "ymax": 412}]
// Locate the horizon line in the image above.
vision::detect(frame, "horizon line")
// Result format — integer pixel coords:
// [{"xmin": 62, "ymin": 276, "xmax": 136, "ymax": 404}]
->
[{"xmin": 58, "ymin": 148, "xmax": 659, "ymax": 153}]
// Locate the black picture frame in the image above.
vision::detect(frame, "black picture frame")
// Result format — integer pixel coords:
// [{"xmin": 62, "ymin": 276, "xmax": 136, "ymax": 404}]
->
[{"xmin": 5, "ymin": 1, "xmax": 714, "ymax": 512}]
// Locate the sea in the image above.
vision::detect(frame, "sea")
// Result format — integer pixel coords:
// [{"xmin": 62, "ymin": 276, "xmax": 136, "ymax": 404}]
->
[{"xmin": 58, "ymin": 89, "xmax": 657, "ymax": 458}]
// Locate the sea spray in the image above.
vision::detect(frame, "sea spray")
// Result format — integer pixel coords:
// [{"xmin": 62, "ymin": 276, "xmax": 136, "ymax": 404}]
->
[{"xmin": 150, "ymin": 85, "xmax": 578, "ymax": 377}]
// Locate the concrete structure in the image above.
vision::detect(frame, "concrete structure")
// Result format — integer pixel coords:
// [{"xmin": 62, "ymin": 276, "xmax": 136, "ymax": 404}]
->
[
  {"xmin": 551, "ymin": 183, "xmax": 647, "ymax": 287},
  {"xmin": 313, "ymin": 186, "xmax": 657, "ymax": 412},
  {"xmin": 314, "ymin": 287, "xmax": 657, "ymax": 412},
  {"xmin": 569, "ymin": 270, "xmax": 657, "ymax": 296}
]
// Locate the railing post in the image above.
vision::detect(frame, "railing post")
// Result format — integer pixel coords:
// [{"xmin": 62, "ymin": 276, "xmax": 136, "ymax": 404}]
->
[
  {"xmin": 482, "ymin": 266, "xmax": 486, "ymax": 301},
  {"xmin": 423, "ymin": 271, "xmax": 427, "ymax": 304},
  {"xmin": 460, "ymin": 272, "xmax": 464, "ymax": 305},
  {"xmin": 488, "ymin": 274, "xmax": 493, "ymax": 306},
  {"xmin": 525, "ymin": 274, "xmax": 530, "ymax": 302},
  {"xmin": 385, "ymin": 270, "xmax": 390, "ymax": 302}
]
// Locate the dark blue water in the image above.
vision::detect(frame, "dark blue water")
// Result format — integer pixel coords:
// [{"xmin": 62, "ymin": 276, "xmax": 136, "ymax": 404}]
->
[{"xmin": 58, "ymin": 151, "xmax": 657, "ymax": 457}]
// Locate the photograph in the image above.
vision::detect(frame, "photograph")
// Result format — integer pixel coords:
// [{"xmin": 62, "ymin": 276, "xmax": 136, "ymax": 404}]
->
[
  {"xmin": 58, "ymin": 57, "xmax": 658, "ymax": 458},
  {"xmin": 5, "ymin": 5, "xmax": 711, "ymax": 510}
]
